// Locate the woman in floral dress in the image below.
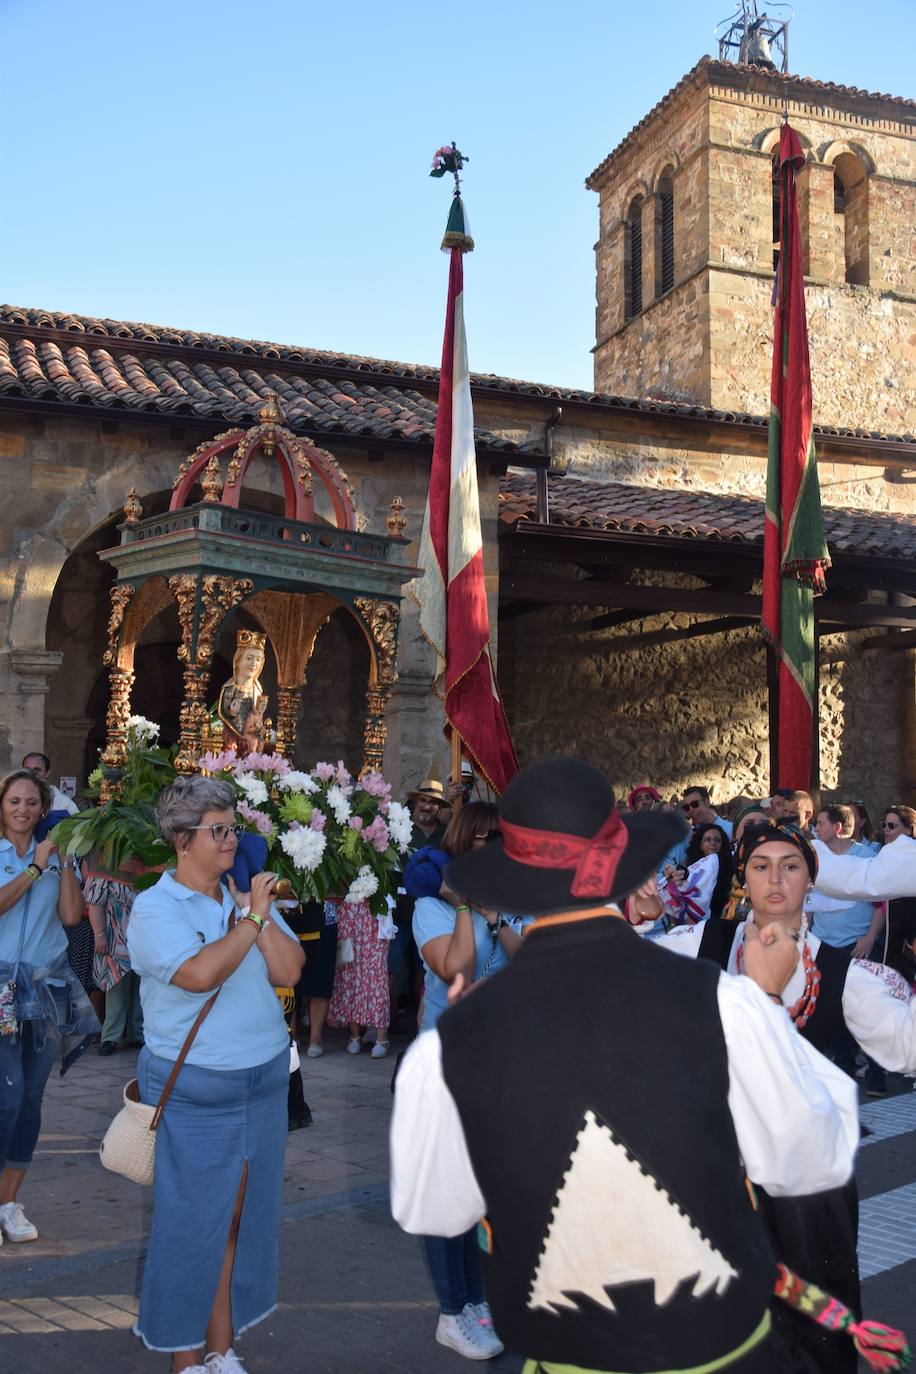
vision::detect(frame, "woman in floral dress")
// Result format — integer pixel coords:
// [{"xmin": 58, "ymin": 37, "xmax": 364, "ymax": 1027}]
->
[
  {"xmin": 85, "ymin": 859, "xmax": 144, "ymax": 1054},
  {"xmin": 327, "ymin": 896, "xmax": 391, "ymax": 1058}
]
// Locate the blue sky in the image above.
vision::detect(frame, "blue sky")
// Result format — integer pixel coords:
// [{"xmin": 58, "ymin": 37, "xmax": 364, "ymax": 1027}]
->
[{"xmin": 1, "ymin": 0, "xmax": 912, "ymax": 389}]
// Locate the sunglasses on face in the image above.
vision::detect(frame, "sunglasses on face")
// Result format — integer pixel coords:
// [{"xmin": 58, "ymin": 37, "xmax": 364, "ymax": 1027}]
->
[
  {"xmin": 186, "ymin": 823, "xmax": 245, "ymax": 842},
  {"xmin": 682, "ymin": 799, "xmax": 702, "ymax": 812}
]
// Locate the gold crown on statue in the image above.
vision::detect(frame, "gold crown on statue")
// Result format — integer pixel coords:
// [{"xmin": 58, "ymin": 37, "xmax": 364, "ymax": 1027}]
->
[{"xmin": 236, "ymin": 630, "xmax": 266, "ymax": 650}]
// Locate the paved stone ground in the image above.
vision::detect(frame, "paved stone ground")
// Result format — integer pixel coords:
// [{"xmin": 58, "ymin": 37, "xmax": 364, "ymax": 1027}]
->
[{"xmin": 2, "ymin": 1027, "xmax": 916, "ymax": 1372}]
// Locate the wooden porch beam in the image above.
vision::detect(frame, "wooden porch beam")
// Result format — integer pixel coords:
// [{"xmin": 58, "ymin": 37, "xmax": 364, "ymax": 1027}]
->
[
  {"xmin": 589, "ymin": 609, "xmax": 653, "ymax": 632},
  {"xmin": 599, "ymin": 616, "xmax": 758, "ymax": 654},
  {"xmin": 501, "ymin": 575, "xmax": 916, "ymax": 629}
]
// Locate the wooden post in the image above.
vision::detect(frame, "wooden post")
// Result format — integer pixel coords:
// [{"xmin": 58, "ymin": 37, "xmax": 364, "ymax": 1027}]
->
[
  {"xmin": 766, "ymin": 646, "xmax": 780, "ymax": 790},
  {"xmin": 450, "ymin": 729, "xmax": 464, "ymax": 816},
  {"xmin": 811, "ymin": 624, "xmax": 821, "ymax": 796}
]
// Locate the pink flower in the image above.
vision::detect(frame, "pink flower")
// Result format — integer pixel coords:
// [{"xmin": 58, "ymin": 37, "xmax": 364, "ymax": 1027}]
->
[
  {"xmin": 348, "ymin": 816, "xmax": 364, "ymax": 832},
  {"xmin": 198, "ymin": 749, "xmax": 238, "ymax": 774},
  {"xmin": 359, "ymin": 770, "xmax": 392, "ymax": 800},
  {"xmin": 237, "ymin": 751, "xmax": 290, "ymax": 776},
  {"xmin": 363, "ymin": 816, "xmax": 390, "ymax": 853},
  {"xmin": 237, "ymin": 802, "xmax": 273, "ymax": 837},
  {"xmin": 309, "ymin": 809, "xmax": 327, "ymax": 832},
  {"xmin": 334, "ymin": 760, "xmax": 353, "ymax": 789},
  {"xmin": 313, "ymin": 762, "xmax": 335, "ymax": 782}
]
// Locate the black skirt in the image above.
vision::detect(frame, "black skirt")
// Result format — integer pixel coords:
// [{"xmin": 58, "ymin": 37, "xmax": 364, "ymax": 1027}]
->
[{"xmin": 298, "ymin": 903, "xmax": 338, "ymax": 1000}]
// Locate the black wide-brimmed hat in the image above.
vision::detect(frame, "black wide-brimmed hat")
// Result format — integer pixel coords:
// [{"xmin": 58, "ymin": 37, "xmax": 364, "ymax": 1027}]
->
[{"xmin": 446, "ymin": 757, "xmax": 688, "ymax": 916}]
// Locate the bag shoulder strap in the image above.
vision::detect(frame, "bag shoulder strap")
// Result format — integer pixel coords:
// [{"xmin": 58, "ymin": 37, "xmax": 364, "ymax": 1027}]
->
[
  {"xmin": 11, "ymin": 884, "xmax": 34, "ymax": 982},
  {"xmin": 150, "ymin": 989, "xmax": 220, "ymax": 1131}
]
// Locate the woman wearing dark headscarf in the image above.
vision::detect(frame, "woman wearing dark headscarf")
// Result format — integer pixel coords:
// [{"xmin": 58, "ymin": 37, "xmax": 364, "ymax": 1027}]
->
[{"xmin": 651, "ymin": 820, "xmax": 916, "ymax": 1372}]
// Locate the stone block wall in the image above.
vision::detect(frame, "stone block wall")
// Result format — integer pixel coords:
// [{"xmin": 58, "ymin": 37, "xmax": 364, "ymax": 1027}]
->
[
  {"xmin": 498, "ymin": 578, "xmax": 908, "ymax": 820},
  {"xmin": 591, "ymin": 66, "xmax": 916, "ymax": 432}
]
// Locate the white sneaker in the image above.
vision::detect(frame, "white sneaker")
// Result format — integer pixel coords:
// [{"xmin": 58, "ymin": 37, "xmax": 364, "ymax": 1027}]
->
[
  {"xmin": 0, "ymin": 1202, "xmax": 38, "ymax": 1242},
  {"xmin": 305, "ymin": 1043, "xmax": 323, "ymax": 1058},
  {"xmin": 205, "ymin": 1350, "xmax": 248, "ymax": 1373},
  {"xmin": 370, "ymin": 1040, "xmax": 390, "ymax": 1058},
  {"xmin": 346, "ymin": 1037, "xmax": 362, "ymax": 1054},
  {"xmin": 436, "ymin": 1310, "xmax": 503, "ymax": 1360},
  {"xmin": 464, "ymin": 1302, "xmax": 504, "ymax": 1355}
]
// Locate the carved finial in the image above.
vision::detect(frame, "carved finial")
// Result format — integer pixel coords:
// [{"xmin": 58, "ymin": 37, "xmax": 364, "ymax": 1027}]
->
[
  {"xmin": 123, "ymin": 488, "xmax": 142, "ymax": 524},
  {"xmin": 258, "ymin": 391, "xmax": 284, "ymax": 457},
  {"xmin": 387, "ymin": 495, "xmax": 407, "ymax": 537},
  {"xmin": 201, "ymin": 454, "xmax": 222, "ymax": 502}
]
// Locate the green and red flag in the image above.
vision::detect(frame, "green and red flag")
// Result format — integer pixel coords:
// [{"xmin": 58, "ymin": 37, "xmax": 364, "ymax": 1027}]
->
[
  {"xmin": 410, "ymin": 174, "xmax": 518, "ymax": 793},
  {"xmin": 762, "ymin": 122, "xmax": 831, "ymax": 790}
]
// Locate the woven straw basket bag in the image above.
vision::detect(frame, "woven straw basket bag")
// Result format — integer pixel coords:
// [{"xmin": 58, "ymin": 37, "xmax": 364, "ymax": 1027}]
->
[
  {"xmin": 100, "ymin": 1079, "xmax": 157, "ymax": 1185},
  {"xmin": 99, "ymin": 992, "xmax": 218, "ymax": 1186}
]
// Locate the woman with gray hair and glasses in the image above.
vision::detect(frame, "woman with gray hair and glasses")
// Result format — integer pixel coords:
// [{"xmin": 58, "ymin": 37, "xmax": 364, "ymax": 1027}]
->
[{"xmin": 127, "ymin": 775, "xmax": 304, "ymax": 1374}]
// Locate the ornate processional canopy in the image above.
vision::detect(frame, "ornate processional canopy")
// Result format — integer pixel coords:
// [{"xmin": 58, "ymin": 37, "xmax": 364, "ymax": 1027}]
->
[{"xmin": 98, "ymin": 393, "xmax": 414, "ymax": 782}]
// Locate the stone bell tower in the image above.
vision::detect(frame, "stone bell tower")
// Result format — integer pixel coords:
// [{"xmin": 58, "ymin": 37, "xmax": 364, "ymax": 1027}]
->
[{"xmin": 587, "ymin": 57, "xmax": 916, "ymax": 434}]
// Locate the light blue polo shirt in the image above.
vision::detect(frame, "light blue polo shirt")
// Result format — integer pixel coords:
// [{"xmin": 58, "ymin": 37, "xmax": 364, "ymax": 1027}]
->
[
  {"xmin": 413, "ymin": 896, "xmax": 531, "ymax": 1032},
  {"xmin": 127, "ymin": 870, "xmax": 294, "ymax": 1070},
  {"xmin": 0, "ymin": 836, "xmax": 67, "ymax": 969},
  {"xmin": 809, "ymin": 841, "xmax": 877, "ymax": 948}
]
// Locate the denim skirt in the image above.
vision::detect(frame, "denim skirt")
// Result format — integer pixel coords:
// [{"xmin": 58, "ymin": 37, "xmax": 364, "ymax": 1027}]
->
[{"xmin": 134, "ymin": 1045, "xmax": 288, "ymax": 1352}]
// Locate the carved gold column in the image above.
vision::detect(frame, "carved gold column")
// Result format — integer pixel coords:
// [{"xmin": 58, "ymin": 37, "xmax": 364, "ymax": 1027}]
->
[
  {"xmin": 99, "ymin": 584, "xmax": 136, "ymax": 796},
  {"xmin": 274, "ymin": 686, "xmax": 303, "ymax": 758},
  {"xmin": 354, "ymin": 598, "xmax": 400, "ymax": 774},
  {"xmin": 170, "ymin": 573, "xmax": 254, "ymax": 773}
]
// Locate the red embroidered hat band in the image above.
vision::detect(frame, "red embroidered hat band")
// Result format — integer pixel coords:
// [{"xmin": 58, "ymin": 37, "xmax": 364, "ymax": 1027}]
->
[{"xmin": 500, "ymin": 809, "xmax": 629, "ymax": 899}]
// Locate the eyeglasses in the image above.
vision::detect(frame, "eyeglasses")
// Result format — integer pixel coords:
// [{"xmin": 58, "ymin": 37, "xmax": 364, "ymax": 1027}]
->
[
  {"xmin": 186, "ymin": 823, "xmax": 245, "ymax": 842},
  {"xmin": 682, "ymin": 799, "xmax": 702, "ymax": 812},
  {"xmin": 883, "ymin": 820, "xmax": 903, "ymax": 830}
]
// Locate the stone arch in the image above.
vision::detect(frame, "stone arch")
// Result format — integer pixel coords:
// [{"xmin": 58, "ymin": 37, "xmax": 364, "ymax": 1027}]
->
[
  {"xmin": 819, "ymin": 140, "xmax": 876, "ymax": 176},
  {"xmin": 823, "ymin": 144, "xmax": 872, "ymax": 286},
  {"xmin": 649, "ymin": 154, "xmax": 681, "ymax": 195},
  {"xmin": 756, "ymin": 126, "xmax": 813, "ymax": 157},
  {"xmin": 613, "ymin": 178, "xmax": 650, "ymax": 230}
]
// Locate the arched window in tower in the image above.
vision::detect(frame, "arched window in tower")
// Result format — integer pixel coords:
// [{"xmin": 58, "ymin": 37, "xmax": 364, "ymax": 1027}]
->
[
  {"xmin": 832, "ymin": 153, "xmax": 869, "ymax": 285},
  {"xmin": 655, "ymin": 174, "xmax": 675, "ymax": 297},
  {"xmin": 624, "ymin": 197, "xmax": 643, "ymax": 320}
]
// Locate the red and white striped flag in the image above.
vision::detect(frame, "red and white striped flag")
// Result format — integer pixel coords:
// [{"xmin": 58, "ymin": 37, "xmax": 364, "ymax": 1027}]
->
[{"xmin": 411, "ymin": 196, "xmax": 518, "ymax": 793}]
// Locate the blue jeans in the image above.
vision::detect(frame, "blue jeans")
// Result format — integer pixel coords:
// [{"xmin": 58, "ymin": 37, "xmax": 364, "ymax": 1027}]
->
[
  {"xmin": 422, "ymin": 1229, "xmax": 485, "ymax": 1315},
  {"xmin": 0, "ymin": 994, "xmax": 63, "ymax": 1168}
]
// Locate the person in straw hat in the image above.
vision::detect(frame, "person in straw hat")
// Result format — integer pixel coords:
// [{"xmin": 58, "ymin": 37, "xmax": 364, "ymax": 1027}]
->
[{"xmin": 391, "ymin": 758, "xmax": 860, "ymax": 1373}]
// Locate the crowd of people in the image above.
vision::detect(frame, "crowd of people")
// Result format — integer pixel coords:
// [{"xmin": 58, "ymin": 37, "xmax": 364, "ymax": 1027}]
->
[{"xmin": 2, "ymin": 749, "xmax": 916, "ymax": 1374}]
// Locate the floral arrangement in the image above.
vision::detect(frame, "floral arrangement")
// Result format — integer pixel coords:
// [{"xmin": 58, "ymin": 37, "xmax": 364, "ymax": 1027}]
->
[
  {"xmin": 199, "ymin": 749, "xmax": 412, "ymax": 915},
  {"xmin": 52, "ymin": 717, "xmax": 177, "ymax": 882}
]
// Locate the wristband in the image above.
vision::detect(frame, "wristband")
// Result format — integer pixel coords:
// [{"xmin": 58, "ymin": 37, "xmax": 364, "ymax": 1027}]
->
[
  {"xmin": 241, "ymin": 913, "xmax": 267, "ymax": 936},
  {"xmin": 455, "ymin": 903, "xmax": 471, "ymax": 915},
  {"xmin": 25, "ymin": 864, "xmax": 42, "ymax": 882}
]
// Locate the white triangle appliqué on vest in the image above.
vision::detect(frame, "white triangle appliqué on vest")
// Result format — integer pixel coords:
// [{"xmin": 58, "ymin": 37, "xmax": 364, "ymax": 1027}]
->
[{"xmin": 528, "ymin": 1109, "xmax": 738, "ymax": 1316}]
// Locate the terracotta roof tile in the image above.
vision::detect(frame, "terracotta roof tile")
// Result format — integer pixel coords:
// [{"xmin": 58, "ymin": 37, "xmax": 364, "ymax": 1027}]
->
[
  {"xmin": 0, "ymin": 304, "xmax": 913, "ymax": 449},
  {"xmin": 499, "ymin": 472, "xmax": 916, "ymax": 562}
]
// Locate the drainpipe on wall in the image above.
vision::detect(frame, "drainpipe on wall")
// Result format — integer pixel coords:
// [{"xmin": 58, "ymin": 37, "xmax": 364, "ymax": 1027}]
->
[{"xmin": 536, "ymin": 406, "xmax": 563, "ymax": 524}]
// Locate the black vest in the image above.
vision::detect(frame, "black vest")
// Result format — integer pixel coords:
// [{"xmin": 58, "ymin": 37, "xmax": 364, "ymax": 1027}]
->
[
  {"xmin": 696, "ymin": 918, "xmax": 860, "ymax": 1373},
  {"xmin": 438, "ymin": 916, "xmax": 775, "ymax": 1373}
]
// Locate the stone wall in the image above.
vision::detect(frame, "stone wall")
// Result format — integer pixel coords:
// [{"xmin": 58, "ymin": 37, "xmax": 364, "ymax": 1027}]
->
[
  {"xmin": 591, "ymin": 67, "xmax": 916, "ymax": 432},
  {"xmin": 0, "ymin": 412, "xmax": 505, "ymax": 800},
  {"xmin": 498, "ymin": 575, "xmax": 908, "ymax": 819}
]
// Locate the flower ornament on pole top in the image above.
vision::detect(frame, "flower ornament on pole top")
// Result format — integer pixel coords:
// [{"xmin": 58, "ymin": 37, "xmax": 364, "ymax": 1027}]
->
[
  {"xmin": 430, "ymin": 143, "xmax": 474, "ymax": 253},
  {"xmin": 430, "ymin": 142, "xmax": 469, "ymax": 195}
]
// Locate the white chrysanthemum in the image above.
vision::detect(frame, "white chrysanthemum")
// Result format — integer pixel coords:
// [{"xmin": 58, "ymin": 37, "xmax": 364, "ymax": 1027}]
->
[
  {"xmin": 235, "ymin": 774, "xmax": 269, "ymax": 806},
  {"xmin": 327, "ymin": 784, "xmax": 352, "ymax": 824},
  {"xmin": 386, "ymin": 801, "xmax": 413, "ymax": 853},
  {"xmin": 127, "ymin": 715, "xmax": 160, "ymax": 743},
  {"xmin": 277, "ymin": 771, "xmax": 319, "ymax": 795},
  {"xmin": 280, "ymin": 825, "xmax": 327, "ymax": 872},
  {"xmin": 345, "ymin": 864, "xmax": 379, "ymax": 904}
]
